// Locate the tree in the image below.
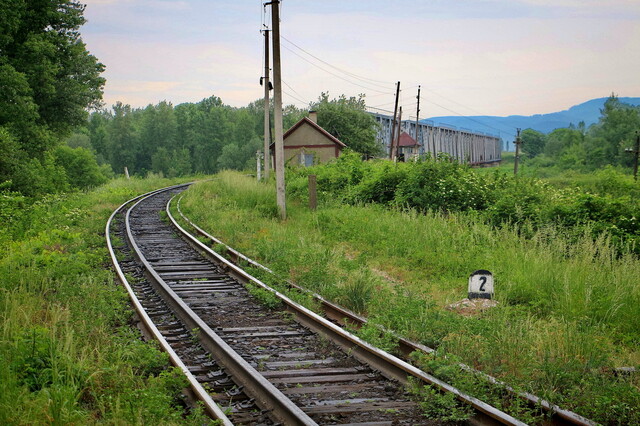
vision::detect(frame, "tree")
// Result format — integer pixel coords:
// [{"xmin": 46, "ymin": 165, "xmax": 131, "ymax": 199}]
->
[
  {"xmin": 283, "ymin": 104, "xmax": 306, "ymax": 129},
  {"xmin": 544, "ymin": 128, "xmax": 583, "ymax": 158},
  {"xmin": 313, "ymin": 93, "xmax": 381, "ymax": 157},
  {"xmin": 53, "ymin": 145, "xmax": 108, "ymax": 189},
  {"xmin": 107, "ymin": 102, "xmax": 137, "ymax": 175},
  {"xmin": 520, "ymin": 129, "xmax": 546, "ymax": 158},
  {"xmin": 0, "ymin": 0, "xmax": 105, "ymax": 194},
  {"xmin": 589, "ymin": 95, "xmax": 640, "ymax": 166}
]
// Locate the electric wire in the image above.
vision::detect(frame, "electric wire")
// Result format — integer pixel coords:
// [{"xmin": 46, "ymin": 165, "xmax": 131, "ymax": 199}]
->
[
  {"xmin": 281, "ymin": 79, "xmax": 311, "ymax": 105},
  {"xmin": 282, "ymin": 90, "xmax": 310, "ymax": 107},
  {"xmin": 281, "ymin": 44, "xmax": 391, "ymax": 94},
  {"xmin": 421, "ymin": 86, "xmax": 518, "ymax": 129},
  {"xmin": 423, "ymin": 98, "xmax": 515, "ymax": 135},
  {"xmin": 264, "ymin": 1, "xmax": 512, "ymax": 138},
  {"xmin": 281, "ymin": 35, "xmax": 395, "ymax": 89}
]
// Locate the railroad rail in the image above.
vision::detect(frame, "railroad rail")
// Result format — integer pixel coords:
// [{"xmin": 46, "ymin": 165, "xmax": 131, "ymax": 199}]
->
[
  {"xmin": 106, "ymin": 184, "xmax": 567, "ymax": 425},
  {"xmin": 173, "ymin": 191, "xmax": 598, "ymax": 426}
]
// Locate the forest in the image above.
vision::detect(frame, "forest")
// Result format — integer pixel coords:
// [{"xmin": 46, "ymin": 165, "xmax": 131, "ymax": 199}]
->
[
  {"xmin": 2, "ymin": 1, "xmax": 639, "ymax": 201},
  {"xmin": 69, "ymin": 91, "xmax": 379, "ymax": 182}
]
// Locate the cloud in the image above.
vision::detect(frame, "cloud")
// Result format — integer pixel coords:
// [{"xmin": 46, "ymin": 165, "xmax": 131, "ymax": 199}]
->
[{"xmin": 81, "ymin": 0, "xmax": 640, "ymax": 116}]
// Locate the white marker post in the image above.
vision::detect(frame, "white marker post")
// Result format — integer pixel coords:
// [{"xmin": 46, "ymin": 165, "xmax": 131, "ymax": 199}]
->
[
  {"xmin": 468, "ymin": 269, "xmax": 494, "ymax": 300},
  {"xmin": 256, "ymin": 151, "xmax": 263, "ymax": 181}
]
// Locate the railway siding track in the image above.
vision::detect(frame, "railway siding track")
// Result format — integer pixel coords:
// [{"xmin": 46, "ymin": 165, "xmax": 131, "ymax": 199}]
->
[
  {"xmin": 172, "ymin": 190, "xmax": 598, "ymax": 426},
  {"xmin": 109, "ymin": 184, "xmax": 536, "ymax": 425}
]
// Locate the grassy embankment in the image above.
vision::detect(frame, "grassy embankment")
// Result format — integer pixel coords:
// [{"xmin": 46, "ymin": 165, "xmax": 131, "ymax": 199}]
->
[
  {"xmin": 178, "ymin": 169, "xmax": 639, "ymax": 424},
  {"xmin": 0, "ymin": 177, "xmax": 212, "ymax": 424}
]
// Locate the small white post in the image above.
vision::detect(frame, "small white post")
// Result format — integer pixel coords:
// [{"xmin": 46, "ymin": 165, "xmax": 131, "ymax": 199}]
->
[{"xmin": 256, "ymin": 151, "xmax": 263, "ymax": 181}]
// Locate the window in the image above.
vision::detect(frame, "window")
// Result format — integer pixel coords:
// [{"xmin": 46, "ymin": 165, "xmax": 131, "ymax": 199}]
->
[{"xmin": 300, "ymin": 153, "xmax": 314, "ymax": 167}]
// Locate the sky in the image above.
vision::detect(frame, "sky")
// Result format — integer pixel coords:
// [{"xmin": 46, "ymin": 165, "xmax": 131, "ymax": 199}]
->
[{"xmin": 80, "ymin": 0, "xmax": 640, "ymax": 119}]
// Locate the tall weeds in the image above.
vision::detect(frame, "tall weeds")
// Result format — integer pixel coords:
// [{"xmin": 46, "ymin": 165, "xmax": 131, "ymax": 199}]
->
[
  {"xmin": 0, "ymin": 177, "xmax": 209, "ymax": 424},
  {"xmin": 179, "ymin": 171, "xmax": 640, "ymax": 423}
]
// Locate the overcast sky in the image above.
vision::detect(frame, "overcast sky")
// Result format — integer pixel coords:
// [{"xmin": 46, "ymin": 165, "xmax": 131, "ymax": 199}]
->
[{"xmin": 81, "ymin": 0, "xmax": 640, "ymax": 118}]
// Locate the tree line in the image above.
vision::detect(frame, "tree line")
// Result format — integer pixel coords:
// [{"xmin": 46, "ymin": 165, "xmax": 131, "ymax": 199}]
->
[
  {"xmin": 2, "ymin": 2, "xmax": 638, "ymax": 198},
  {"xmin": 520, "ymin": 96, "xmax": 640, "ymax": 172},
  {"xmin": 0, "ymin": 1, "xmax": 379, "ymax": 197},
  {"xmin": 68, "ymin": 92, "xmax": 381, "ymax": 180}
]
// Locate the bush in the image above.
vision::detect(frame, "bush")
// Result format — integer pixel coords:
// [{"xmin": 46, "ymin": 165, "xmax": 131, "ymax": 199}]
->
[
  {"xmin": 289, "ymin": 155, "xmax": 640, "ymax": 254},
  {"xmin": 53, "ymin": 145, "xmax": 109, "ymax": 190}
]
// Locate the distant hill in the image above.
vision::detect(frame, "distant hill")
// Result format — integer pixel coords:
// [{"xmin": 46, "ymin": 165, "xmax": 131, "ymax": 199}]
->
[{"xmin": 424, "ymin": 97, "xmax": 640, "ymax": 150}]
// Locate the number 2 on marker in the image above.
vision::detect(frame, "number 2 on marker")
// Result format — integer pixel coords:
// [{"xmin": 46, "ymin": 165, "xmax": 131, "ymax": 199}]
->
[{"xmin": 479, "ymin": 276, "xmax": 487, "ymax": 292}]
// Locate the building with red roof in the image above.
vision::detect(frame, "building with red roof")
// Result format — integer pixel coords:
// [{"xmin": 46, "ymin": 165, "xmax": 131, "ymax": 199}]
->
[{"xmin": 397, "ymin": 131, "xmax": 420, "ymax": 160}]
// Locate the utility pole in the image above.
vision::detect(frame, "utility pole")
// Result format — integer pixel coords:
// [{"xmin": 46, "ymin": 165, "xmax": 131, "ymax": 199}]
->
[
  {"xmin": 269, "ymin": 0, "xmax": 286, "ymax": 219},
  {"xmin": 415, "ymin": 85, "xmax": 421, "ymax": 156},
  {"xmin": 396, "ymin": 106, "xmax": 403, "ymax": 161},
  {"xmin": 262, "ymin": 29, "xmax": 271, "ymax": 181},
  {"xmin": 513, "ymin": 128, "xmax": 522, "ymax": 176},
  {"xmin": 389, "ymin": 81, "xmax": 400, "ymax": 160},
  {"xmin": 626, "ymin": 131, "xmax": 640, "ymax": 180}
]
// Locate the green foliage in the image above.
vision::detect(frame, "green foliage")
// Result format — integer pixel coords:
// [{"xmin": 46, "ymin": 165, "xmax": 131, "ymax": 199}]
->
[
  {"xmin": 291, "ymin": 152, "xmax": 640, "ymax": 254},
  {"xmin": 407, "ymin": 378, "xmax": 472, "ymax": 422},
  {"xmin": 336, "ymin": 268, "xmax": 376, "ymax": 314},
  {"xmin": 520, "ymin": 128, "xmax": 546, "ymax": 158},
  {"xmin": 0, "ymin": 177, "xmax": 209, "ymax": 424},
  {"xmin": 393, "ymin": 158, "xmax": 493, "ymax": 212},
  {"xmin": 53, "ymin": 145, "xmax": 109, "ymax": 190},
  {"xmin": 89, "ymin": 96, "xmax": 275, "ymax": 177},
  {"xmin": 246, "ymin": 283, "xmax": 282, "ymax": 310},
  {"xmin": 85, "ymin": 91, "xmax": 382, "ymax": 179},
  {"xmin": 314, "ymin": 92, "xmax": 381, "ymax": 157},
  {"xmin": 12, "ymin": 327, "xmax": 89, "ymax": 393},
  {"xmin": 179, "ymin": 172, "xmax": 640, "ymax": 424},
  {"xmin": 0, "ymin": 0, "xmax": 105, "ymax": 196},
  {"xmin": 519, "ymin": 96, "xmax": 640, "ymax": 173},
  {"xmin": 354, "ymin": 323, "xmax": 398, "ymax": 354}
]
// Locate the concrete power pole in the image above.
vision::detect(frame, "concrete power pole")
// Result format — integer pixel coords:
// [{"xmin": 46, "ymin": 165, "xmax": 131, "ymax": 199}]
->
[
  {"xmin": 396, "ymin": 106, "xmax": 403, "ymax": 160},
  {"xmin": 513, "ymin": 128, "xmax": 522, "ymax": 176},
  {"xmin": 262, "ymin": 29, "xmax": 271, "ymax": 181},
  {"xmin": 270, "ymin": 0, "xmax": 286, "ymax": 219},
  {"xmin": 415, "ymin": 85, "xmax": 421, "ymax": 155},
  {"xmin": 389, "ymin": 81, "xmax": 400, "ymax": 160}
]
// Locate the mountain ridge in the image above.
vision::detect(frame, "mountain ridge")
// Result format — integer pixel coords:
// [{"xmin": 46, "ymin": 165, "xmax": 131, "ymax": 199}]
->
[{"xmin": 424, "ymin": 97, "xmax": 640, "ymax": 150}]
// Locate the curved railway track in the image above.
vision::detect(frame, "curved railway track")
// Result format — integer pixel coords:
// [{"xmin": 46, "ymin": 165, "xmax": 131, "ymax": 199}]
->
[
  {"xmin": 106, "ymin": 184, "xmax": 593, "ymax": 425},
  {"xmin": 173, "ymin": 196, "xmax": 597, "ymax": 426}
]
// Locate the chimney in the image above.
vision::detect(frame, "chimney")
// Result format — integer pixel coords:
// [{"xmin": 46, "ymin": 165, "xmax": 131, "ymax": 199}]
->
[{"xmin": 308, "ymin": 110, "xmax": 317, "ymax": 123}]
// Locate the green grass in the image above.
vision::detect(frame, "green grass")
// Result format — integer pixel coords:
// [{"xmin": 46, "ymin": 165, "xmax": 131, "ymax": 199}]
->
[
  {"xmin": 178, "ymin": 171, "xmax": 640, "ymax": 424},
  {"xmin": 0, "ymin": 177, "xmax": 212, "ymax": 424}
]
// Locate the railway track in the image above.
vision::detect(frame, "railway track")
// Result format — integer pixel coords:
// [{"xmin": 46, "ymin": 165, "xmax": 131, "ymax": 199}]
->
[
  {"xmin": 173, "ymin": 196, "xmax": 597, "ymax": 426},
  {"xmin": 106, "ymin": 184, "xmax": 587, "ymax": 425}
]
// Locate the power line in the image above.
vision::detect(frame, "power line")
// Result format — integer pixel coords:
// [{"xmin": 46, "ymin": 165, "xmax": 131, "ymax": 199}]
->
[
  {"xmin": 423, "ymin": 98, "xmax": 516, "ymax": 134},
  {"xmin": 281, "ymin": 79, "xmax": 311, "ymax": 105},
  {"xmin": 370, "ymin": 100, "xmax": 396, "ymax": 108},
  {"xmin": 273, "ymin": 12, "xmax": 513, "ymax": 136},
  {"xmin": 282, "ymin": 89, "xmax": 310, "ymax": 107},
  {"xmin": 366, "ymin": 106, "xmax": 395, "ymax": 115},
  {"xmin": 281, "ymin": 44, "xmax": 391, "ymax": 94},
  {"xmin": 281, "ymin": 35, "xmax": 395, "ymax": 89},
  {"xmin": 421, "ymin": 86, "xmax": 505, "ymax": 120}
]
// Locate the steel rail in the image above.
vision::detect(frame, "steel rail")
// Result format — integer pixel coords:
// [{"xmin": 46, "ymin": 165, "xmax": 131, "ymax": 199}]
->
[
  {"xmin": 125, "ymin": 188, "xmax": 317, "ymax": 426},
  {"xmin": 168, "ymin": 197, "xmax": 527, "ymax": 426},
  {"xmin": 174, "ymin": 194, "xmax": 597, "ymax": 426},
  {"xmin": 106, "ymin": 184, "xmax": 233, "ymax": 425}
]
